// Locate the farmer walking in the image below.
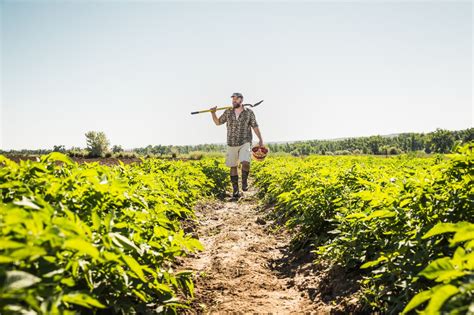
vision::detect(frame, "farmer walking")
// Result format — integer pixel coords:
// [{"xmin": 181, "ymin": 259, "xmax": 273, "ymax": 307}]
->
[{"xmin": 210, "ymin": 93, "xmax": 264, "ymax": 198}]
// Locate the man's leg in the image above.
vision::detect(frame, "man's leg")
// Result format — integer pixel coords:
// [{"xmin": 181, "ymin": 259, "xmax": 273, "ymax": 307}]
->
[
  {"xmin": 230, "ymin": 166, "xmax": 239, "ymax": 197},
  {"xmin": 226, "ymin": 146, "xmax": 240, "ymax": 197},
  {"xmin": 239, "ymin": 143, "xmax": 251, "ymax": 191},
  {"xmin": 241, "ymin": 161, "xmax": 250, "ymax": 191}
]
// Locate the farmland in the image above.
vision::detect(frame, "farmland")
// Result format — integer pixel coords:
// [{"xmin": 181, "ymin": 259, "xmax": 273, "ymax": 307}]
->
[
  {"xmin": 0, "ymin": 143, "xmax": 473, "ymax": 314},
  {"xmin": 0, "ymin": 154, "xmax": 228, "ymax": 314},
  {"xmin": 253, "ymin": 143, "xmax": 473, "ymax": 313}
]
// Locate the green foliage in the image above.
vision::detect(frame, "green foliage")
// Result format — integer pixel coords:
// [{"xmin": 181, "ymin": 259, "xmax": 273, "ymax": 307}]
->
[
  {"xmin": 3, "ymin": 128, "xmax": 471, "ymax": 158},
  {"xmin": 85, "ymin": 131, "xmax": 110, "ymax": 158},
  {"xmin": 264, "ymin": 128, "xmax": 472, "ymax": 156},
  {"xmin": 111, "ymin": 145, "xmax": 124, "ymax": 153},
  {"xmin": 0, "ymin": 153, "xmax": 228, "ymax": 314},
  {"xmin": 53, "ymin": 145, "xmax": 66, "ymax": 153},
  {"xmin": 402, "ymin": 222, "xmax": 474, "ymax": 314},
  {"xmin": 428, "ymin": 128, "xmax": 456, "ymax": 153},
  {"xmin": 253, "ymin": 143, "xmax": 473, "ymax": 313}
]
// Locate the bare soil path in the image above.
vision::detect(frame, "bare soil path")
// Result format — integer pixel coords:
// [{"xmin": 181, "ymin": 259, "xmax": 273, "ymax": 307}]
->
[{"xmin": 181, "ymin": 185, "xmax": 331, "ymax": 314}]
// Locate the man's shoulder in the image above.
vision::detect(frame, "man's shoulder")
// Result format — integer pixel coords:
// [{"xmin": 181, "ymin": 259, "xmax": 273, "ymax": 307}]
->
[{"xmin": 245, "ymin": 108, "xmax": 256, "ymax": 116}]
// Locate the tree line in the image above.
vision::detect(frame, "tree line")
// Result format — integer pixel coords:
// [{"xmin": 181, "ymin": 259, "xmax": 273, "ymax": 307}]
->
[
  {"xmin": 1, "ymin": 128, "xmax": 472, "ymax": 158},
  {"xmin": 266, "ymin": 128, "xmax": 473, "ymax": 156}
]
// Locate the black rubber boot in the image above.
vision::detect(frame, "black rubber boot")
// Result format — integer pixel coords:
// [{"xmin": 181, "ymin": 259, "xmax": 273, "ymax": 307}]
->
[
  {"xmin": 242, "ymin": 170, "xmax": 249, "ymax": 191},
  {"xmin": 230, "ymin": 175, "xmax": 240, "ymax": 198}
]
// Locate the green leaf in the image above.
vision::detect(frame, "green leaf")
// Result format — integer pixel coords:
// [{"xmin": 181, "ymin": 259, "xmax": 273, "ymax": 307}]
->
[
  {"xmin": 122, "ymin": 254, "xmax": 147, "ymax": 282},
  {"xmin": 422, "ymin": 222, "xmax": 471, "ymax": 239},
  {"xmin": 63, "ymin": 239, "xmax": 99, "ymax": 259},
  {"xmin": 10, "ymin": 247, "xmax": 47, "ymax": 261},
  {"xmin": 0, "ymin": 239, "xmax": 24, "ymax": 249},
  {"xmin": 62, "ymin": 292, "xmax": 106, "ymax": 309},
  {"xmin": 423, "ymin": 285, "xmax": 459, "ymax": 314},
  {"xmin": 363, "ymin": 210, "xmax": 396, "ymax": 221},
  {"xmin": 419, "ymin": 257, "xmax": 465, "ymax": 282},
  {"xmin": 360, "ymin": 256, "xmax": 388, "ymax": 269},
  {"xmin": 402, "ymin": 288, "xmax": 433, "ymax": 314},
  {"xmin": 41, "ymin": 152, "xmax": 73, "ymax": 165},
  {"xmin": 0, "ymin": 256, "xmax": 16, "ymax": 263},
  {"xmin": 399, "ymin": 198, "xmax": 411, "ymax": 207},
  {"xmin": 61, "ymin": 277, "xmax": 76, "ymax": 287},
  {"xmin": 109, "ymin": 232, "xmax": 141, "ymax": 253},
  {"xmin": 91, "ymin": 210, "xmax": 100, "ymax": 231},
  {"xmin": 132, "ymin": 289, "xmax": 148, "ymax": 302},
  {"xmin": 451, "ymin": 227, "xmax": 474, "ymax": 244},
  {"xmin": 2, "ymin": 270, "xmax": 41, "ymax": 291},
  {"xmin": 0, "ymin": 155, "xmax": 18, "ymax": 169}
]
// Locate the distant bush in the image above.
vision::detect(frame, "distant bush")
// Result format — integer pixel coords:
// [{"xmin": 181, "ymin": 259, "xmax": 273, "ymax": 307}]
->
[
  {"xmin": 388, "ymin": 147, "xmax": 402, "ymax": 155},
  {"xmin": 334, "ymin": 150, "xmax": 351, "ymax": 155},
  {"xmin": 290, "ymin": 150, "xmax": 300, "ymax": 157},
  {"xmin": 85, "ymin": 131, "xmax": 110, "ymax": 158},
  {"xmin": 188, "ymin": 151, "xmax": 204, "ymax": 160},
  {"xmin": 53, "ymin": 145, "xmax": 66, "ymax": 153},
  {"xmin": 114, "ymin": 152, "xmax": 138, "ymax": 159},
  {"xmin": 67, "ymin": 149, "xmax": 88, "ymax": 158},
  {"xmin": 112, "ymin": 145, "xmax": 124, "ymax": 153},
  {"xmin": 352, "ymin": 149, "xmax": 362, "ymax": 155}
]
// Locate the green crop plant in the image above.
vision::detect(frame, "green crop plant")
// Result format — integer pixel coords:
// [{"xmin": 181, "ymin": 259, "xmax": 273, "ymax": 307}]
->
[
  {"xmin": 0, "ymin": 153, "xmax": 228, "ymax": 314},
  {"xmin": 402, "ymin": 221, "xmax": 474, "ymax": 314},
  {"xmin": 253, "ymin": 143, "xmax": 473, "ymax": 313}
]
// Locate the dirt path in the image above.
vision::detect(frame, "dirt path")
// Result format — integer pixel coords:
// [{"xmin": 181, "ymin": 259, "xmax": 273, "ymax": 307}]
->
[{"xmin": 182, "ymin": 185, "xmax": 327, "ymax": 314}]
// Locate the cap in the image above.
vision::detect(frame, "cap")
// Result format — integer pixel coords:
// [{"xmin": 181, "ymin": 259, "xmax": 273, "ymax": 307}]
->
[{"xmin": 231, "ymin": 92, "xmax": 243, "ymax": 98}]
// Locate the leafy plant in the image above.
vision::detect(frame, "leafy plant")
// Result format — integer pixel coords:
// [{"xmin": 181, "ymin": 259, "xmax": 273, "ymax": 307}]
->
[
  {"xmin": 0, "ymin": 153, "xmax": 228, "ymax": 314},
  {"xmin": 253, "ymin": 143, "xmax": 473, "ymax": 313},
  {"xmin": 402, "ymin": 222, "xmax": 474, "ymax": 314}
]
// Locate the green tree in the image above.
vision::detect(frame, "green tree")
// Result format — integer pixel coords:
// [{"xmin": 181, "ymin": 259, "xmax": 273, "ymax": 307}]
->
[
  {"xmin": 85, "ymin": 131, "xmax": 110, "ymax": 157},
  {"xmin": 428, "ymin": 129, "xmax": 455, "ymax": 153},
  {"xmin": 53, "ymin": 145, "xmax": 66, "ymax": 153},
  {"xmin": 112, "ymin": 145, "xmax": 123, "ymax": 153}
]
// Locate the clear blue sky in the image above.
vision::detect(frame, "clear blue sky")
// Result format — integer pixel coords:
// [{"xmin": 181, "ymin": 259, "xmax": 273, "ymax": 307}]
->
[{"xmin": 1, "ymin": 1, "xmax": 472, "ymax": 150}]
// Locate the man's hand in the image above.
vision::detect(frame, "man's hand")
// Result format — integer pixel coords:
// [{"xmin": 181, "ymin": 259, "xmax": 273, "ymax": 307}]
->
[{"xmin": 211, "ymin": 107, "xmax": 222, "ymax": 125}]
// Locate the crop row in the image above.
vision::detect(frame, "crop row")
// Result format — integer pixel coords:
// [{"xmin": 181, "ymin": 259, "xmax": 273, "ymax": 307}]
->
[
  {"xmin": 253, "ymin": 143, "xmax": 473, "ymax": 314},
  {"xmin": 0, "ymin": 154, "xmax": 229, "ymax": 314}
]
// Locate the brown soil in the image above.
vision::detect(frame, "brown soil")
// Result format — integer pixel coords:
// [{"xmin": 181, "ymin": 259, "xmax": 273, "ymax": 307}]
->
[{"xmin": 181, "ymin": 184, "xmax": 363, "ymax": 314}]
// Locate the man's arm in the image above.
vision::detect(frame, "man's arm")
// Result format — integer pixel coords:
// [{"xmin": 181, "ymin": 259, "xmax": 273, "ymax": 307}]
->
[
  {"xmin": 252, "ymin": 126, "xmax": 264, "ymax": 147},
  {"xmin": 210, "ymin": 107, "xmax": 226, "ymax": 125},
  {"xmin": 249, "ymin": 110, "xmax": 263, "ymax": 146}
]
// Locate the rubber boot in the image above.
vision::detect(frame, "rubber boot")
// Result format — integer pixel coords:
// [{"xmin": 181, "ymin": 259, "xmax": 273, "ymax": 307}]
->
[
  {"xmin": 242, "ymin": 170, "xmax": 249, "ymax": 191},
  {"xmin": 231, "ymin": 175, "xmax": 240, "ymax": 198}
]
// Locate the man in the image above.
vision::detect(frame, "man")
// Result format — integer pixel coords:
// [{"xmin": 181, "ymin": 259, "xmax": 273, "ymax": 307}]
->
[{"xmin": 210, "ymin": 92, "xmax": 264, "ymax": 198}]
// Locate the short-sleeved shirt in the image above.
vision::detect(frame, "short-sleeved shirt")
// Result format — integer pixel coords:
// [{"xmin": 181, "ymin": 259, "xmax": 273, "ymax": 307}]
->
[{"xmin": 218, "ymin": 108, "xmax": 259, "ymax": 147}]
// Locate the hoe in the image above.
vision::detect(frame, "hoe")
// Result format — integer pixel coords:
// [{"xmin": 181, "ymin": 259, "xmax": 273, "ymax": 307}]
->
[{"xmin": 191, "ymin": 100, "xmax": 264, "ymax": 115}]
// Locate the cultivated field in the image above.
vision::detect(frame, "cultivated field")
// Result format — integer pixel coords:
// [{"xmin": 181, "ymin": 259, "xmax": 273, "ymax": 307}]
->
[{"xmin": 0, "ymin": 143, "xmax": 472, "ymax": 314}]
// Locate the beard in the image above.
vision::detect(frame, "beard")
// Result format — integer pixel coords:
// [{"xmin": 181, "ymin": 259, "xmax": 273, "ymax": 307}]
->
[{"xmin": 232, "ymin": 101, "xmax": 242, "ymax": 108}]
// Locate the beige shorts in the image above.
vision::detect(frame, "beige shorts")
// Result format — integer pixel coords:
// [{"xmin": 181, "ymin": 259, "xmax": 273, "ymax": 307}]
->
[{"xmin": 225, "ymin": 142, "xmax": 251, "ymax": 167}]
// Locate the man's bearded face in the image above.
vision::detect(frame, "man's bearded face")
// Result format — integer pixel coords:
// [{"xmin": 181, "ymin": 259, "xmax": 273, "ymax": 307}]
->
[{"xmin": 232, "ymin": 96, "xmax": 243, "ymax": 108}]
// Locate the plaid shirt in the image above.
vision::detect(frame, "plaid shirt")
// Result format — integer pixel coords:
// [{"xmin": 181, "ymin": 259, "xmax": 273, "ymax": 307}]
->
[{"xmin": 218, "ymin": 108, "xmax": 259, "ymax": 146}]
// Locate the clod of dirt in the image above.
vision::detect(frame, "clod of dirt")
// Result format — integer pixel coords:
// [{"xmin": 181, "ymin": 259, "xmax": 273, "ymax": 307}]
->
[{"xmin": 255, "ymin": 217, "xmax": 266, "ymax": 225}]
